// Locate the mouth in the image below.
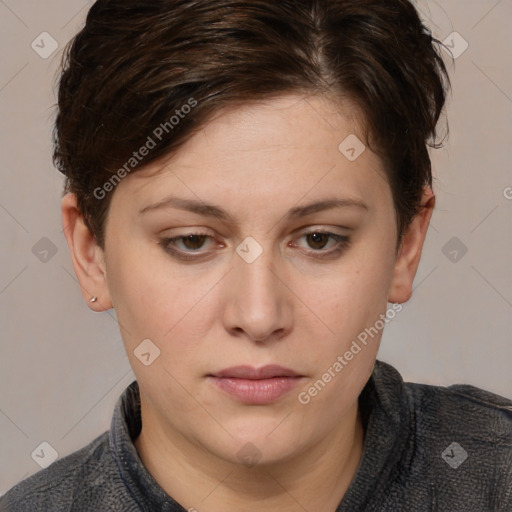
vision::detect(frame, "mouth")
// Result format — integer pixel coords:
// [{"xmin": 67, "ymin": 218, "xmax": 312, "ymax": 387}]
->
[
  {"xmin": 209, "ymin": 364, "xmax": 302, "ymax": 379},
  {"xmin": 207, "ymin": 365, "xmax": 305, "ymax": 405}
]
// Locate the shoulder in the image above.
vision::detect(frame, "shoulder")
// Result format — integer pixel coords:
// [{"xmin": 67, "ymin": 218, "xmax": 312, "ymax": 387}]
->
[
  {"xmin": 401, "ymin": 378, "xmax": 512, "ymax": 508},
  {"xmin": 366, "ymin": 362, "xmax": 512, "ymax": 509},
  {"xmin": 0, "ymin": 432, "xmax": 126, "ymax": 512},
  {"xmin": 373, "ymin": 359, "xmax": 512, "ymax": 438},
  {"xmin": 405, "ymin": 378, "xmax": 512, "ymax": 440}
]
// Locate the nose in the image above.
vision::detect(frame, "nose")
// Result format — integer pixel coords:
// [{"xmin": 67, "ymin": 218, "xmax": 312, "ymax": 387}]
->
[{"xmin": 221, "ymin": 240, "xmax": 293, "ymax": 344}]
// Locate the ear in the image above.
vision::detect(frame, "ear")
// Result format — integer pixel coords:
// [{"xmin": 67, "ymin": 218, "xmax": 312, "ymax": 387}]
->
[
  {"xmin": 61, "ymin": 192, "xmax": 113, "ymax": 311},
  {"xmin": 388, "ymin": 187, "xmax": 435, "ymax": 304}
]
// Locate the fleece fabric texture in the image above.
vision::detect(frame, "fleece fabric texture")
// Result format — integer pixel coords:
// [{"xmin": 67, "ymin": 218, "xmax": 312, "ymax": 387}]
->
[{"xmin": 1, "ymin": 359, "xmax": 511, "ymax": 511}]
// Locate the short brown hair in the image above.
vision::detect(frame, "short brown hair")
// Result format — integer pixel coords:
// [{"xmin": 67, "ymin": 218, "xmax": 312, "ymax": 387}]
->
[{"xmin": 54, "ymin": 0, "xmax": 451, "ymax": 250}]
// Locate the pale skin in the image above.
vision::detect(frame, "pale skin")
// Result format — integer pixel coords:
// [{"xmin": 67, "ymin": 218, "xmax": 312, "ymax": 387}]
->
[{"xmin": 62, "ymin": 93, "xmax": 434, "ymax": 511}]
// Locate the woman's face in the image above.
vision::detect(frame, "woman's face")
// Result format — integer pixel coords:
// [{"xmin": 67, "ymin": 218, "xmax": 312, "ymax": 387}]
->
[{"xmin": 98, "ymin": 94, "xmax": 408, "ymax": 465}]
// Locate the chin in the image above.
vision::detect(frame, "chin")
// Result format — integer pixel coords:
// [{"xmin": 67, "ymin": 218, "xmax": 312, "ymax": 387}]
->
[{"xmin": 218, "ymin": 425, "xmax": 303, "ymax": 465}]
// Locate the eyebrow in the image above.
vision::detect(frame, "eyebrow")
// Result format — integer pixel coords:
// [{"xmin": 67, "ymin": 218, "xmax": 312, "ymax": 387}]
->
[{"xmin": 139, "ymin": 196, "xmax": 368, "ymax": 222}]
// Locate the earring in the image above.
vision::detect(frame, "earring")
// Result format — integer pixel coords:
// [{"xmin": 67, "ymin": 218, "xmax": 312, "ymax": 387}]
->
[{"xmin": 89, "ymin": 296, "xmax": 98, "ymax": 303}]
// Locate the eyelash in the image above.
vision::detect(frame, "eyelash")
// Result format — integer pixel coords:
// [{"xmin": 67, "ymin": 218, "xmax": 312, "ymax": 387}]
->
[{"xmin": 159, "ymin": 230, "xmax": 351, "ymax": 261}]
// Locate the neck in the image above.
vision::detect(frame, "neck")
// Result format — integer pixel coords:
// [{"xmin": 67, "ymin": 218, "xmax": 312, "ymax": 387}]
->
[{"xmin": 134, "ymin": 400, "xmax": 364, "ymax": 512}]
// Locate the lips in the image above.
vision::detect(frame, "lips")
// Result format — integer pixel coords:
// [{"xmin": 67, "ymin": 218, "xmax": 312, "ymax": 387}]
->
[
  {"xmin": 207, "ymin": 365, "xmax": 304, "ymax": 405},
  {"xmin": 209, "ymin": 364, "xmax": 301, "ymax": 379}
]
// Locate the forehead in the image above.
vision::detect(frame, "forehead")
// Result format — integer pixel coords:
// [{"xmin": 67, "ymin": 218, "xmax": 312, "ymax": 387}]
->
[{"xmin": 113, "ymin": 93, "xmax": 389, "ymax": 212}]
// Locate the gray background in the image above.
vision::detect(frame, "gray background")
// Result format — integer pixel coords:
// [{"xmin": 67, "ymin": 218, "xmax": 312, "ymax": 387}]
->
[{"xmin": 1, "ymin": 0, "xmax": 511, "ymax": 495}]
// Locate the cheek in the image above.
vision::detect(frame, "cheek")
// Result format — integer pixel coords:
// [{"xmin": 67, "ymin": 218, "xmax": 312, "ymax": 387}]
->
[
  {"xmin": 105, "ymin": 238, "xmax": 220, "ymax": 361},
  {"xmin": 294, "ymin": 250, "xmax": 394, "ymax": 421},
  {"xmin": 305, "ymin": 239, "xmax": 395, "ymax": 338},
  {"xmin": 105, "ymin": 240, "xmax": 177, "ymax": 339}
]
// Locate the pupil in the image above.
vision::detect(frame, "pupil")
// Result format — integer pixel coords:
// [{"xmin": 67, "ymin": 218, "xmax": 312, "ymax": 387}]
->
[
  {"xmin": 309, "ymin": 233, "xmax": 327, "ymax": 249},
  {"xmin": 184, "ymin": 235, "xmax": 204, "ymax": 249}
]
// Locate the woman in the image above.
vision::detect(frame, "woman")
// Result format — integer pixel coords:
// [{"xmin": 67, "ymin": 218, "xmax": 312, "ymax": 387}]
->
[{"xmin": 2, "ymin": 0, "xmax": 511, "ymax": 510}]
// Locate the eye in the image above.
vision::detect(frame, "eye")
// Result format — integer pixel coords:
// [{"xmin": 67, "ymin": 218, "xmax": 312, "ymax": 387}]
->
[
  {"xmin": 160, "ymin": 232, "xmax": 216, "ymax": 259},
  {"xmin": 159, "ymin": 229, "xmax": 351, "ymax": 261},
  {"xmin": 292, "ymin": 230, "xmax": 351, "ymax": 256}
]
